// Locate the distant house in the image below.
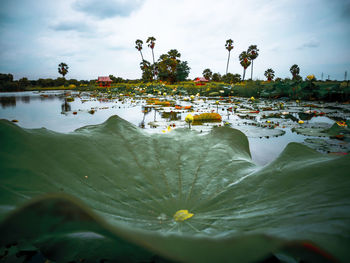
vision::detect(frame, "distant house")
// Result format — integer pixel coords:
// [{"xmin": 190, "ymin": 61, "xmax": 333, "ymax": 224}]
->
[
  {"xmin": 194, "ymin": 77, "xmax": 209, "ymax": 86},
  {"xmin": 97, "ymin": 76, "xmax": 112, "ymax": 87}
]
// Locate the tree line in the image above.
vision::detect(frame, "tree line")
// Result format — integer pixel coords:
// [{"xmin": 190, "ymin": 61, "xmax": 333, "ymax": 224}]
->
[{"xmin": 135, "ymin": 37, "xmax": 190, "ymax": 83}]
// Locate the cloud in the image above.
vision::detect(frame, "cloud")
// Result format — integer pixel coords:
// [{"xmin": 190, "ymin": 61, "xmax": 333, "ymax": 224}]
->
[
  {"xmin": 297, "ymin": 39, "xmax": 320, "ymax": 49},
  {"xmin": 51, "ymin": 21, "xmax": 90, "ymax": 32},
  {"xmin": 72, "ymin": 0, "xmax": 144, "ymax": 18}
]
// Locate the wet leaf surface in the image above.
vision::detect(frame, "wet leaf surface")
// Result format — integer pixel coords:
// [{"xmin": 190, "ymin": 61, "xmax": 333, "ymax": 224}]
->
[{"xmin": 0, "ymin": 116, "xmax": 350, "ymax": 262}]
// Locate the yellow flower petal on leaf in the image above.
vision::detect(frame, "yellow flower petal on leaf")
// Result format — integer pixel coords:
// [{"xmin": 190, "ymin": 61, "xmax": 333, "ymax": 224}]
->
[{"xmin": 174, "ymin": 210, "xmax": 194, "ymax": 222}]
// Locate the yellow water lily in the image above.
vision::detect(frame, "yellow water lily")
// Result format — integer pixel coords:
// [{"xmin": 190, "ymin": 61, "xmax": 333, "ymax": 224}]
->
[
  {"xmin": 162, "ymin": 126, "xmax": 172, "ymax": 133},
  {"xmin": 250, "ymin": 96, "xmax": 255, "ymax": 101},
  {"xmin": 298, "ymin": 120, "xmax": 304, "ymax": 124},
  {"xmin": 307, "ymin": 75, "xmax": 315, "ymax": 80},
  {"xmin": 185, "ymin": 114, "xmax": 194, "ymax": 123}
]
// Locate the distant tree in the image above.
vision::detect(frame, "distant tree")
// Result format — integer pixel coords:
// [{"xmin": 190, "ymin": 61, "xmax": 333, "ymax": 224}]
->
[
  {"xmin": 176, "ymin": 61, "xmax": 190, "ymax": 82},
  {"xmin": 140, "ymin": 60, "xmax": 153, "ymax": 82},
  {"xmin": 0, "ymin": 73, "xmax": 13, "ymax": 82},
  {"xmin": 290, "ymin": 64, "xmax": 301, "ymax": 80},
  {"xmin": 18, "ymin": 77, "xmax": 30, "ymax": 88},
  {"xmin": 146, "ymin": 37, "xmax": 157, "ymax": 78},
  {"xmin": 68, "ymin": 79, "xmax": 79, "ymax": 86},
  {"xmin": 135, "ymin": 39, "xmax": 144, "ymax": 61},
  {"xmin": 222, "ymin": 73, "xmax": 241, "ymax": 84},
  {"xmin": 247, "ymin": 45, "xmax": 259, "ymax": 80},
  {"xmin": 239, "ymin": 51, "xmax": 251, "ymax": 81},
  {"xmin": 55, "ymin": 77, "xmax": 66, "ymax": 86},
  {"xmin": 109, "ymin": 75, "xmax": 124, "ymax": 83},
  {"xmin": 157, "ymin": 49, "xmax": 190, "ymax": 83},
  {"xmin": 202, "ymin": 68, "xmax": 213, "ymax": 80},
  {"xmin": 0, "ymin": 73, "xmax": 20, "ymax": 91},
  {"xmin": 58, "ymin": 63, "xmax": 69, "ymax": 78},
  {"xmin": 212, "ymin": 72, "xmax": 222, "ymax": 82},
  {"xmin": 168, "ymin": 49, "xmax": 181, "ymax": 59},
  {"xmin": 264, "ymin": 68, "xmax": 275, "ymax": 81},
  {"xmin": 225, "ymin": 39, "xmax": 234, "ymax": 74},
  {"xmin": 275, "ymin": 77, "xmax": 282, "ymax": 82},
  {"xmin": 146, "ymin": 37, "xmax": 156, "ymax": 65}
]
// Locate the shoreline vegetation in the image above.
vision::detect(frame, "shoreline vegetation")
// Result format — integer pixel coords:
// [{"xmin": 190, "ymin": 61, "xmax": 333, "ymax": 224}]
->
[{"xmin": 1, "ymin": 75, "xmax": 349, "ymax": 102}]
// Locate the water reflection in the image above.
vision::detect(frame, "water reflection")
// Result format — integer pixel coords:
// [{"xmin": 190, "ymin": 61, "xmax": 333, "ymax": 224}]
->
[
  {"xmin": 139, "ymin": 106, "xmax": 152, "ymax": 128},
  {"xmin": 161, "ymin": 111, "xmax": 181, "ymax": 121},
  {"xmin": 21, "ymin": 96, "xmax": 30, "ymax": 104},
  {"xmin": 0, "ymin": 96, "xmax": 16, "ymax": 108},
  {"xmin": 61, "ymin": 98, "xmax": 71, "ymax": 113}
]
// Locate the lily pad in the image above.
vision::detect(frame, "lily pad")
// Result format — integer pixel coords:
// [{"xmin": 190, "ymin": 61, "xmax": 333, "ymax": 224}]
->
[{"xmin": 0, "ymin": 116, "xmax": 350, "ymax": 262}]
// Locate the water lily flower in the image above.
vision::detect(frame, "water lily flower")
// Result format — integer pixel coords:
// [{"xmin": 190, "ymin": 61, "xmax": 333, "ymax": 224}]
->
[
  {"xmin": 307, "ymin": 75, "xmax": 315, "ymax": 80},
  {"xmin": 185, "ymin": 114, "xmax": 194, "ymax": 129},
  {"xmin": 250, "ymin": 96, "xmax": 255, "ymax": 101},
  {"xmin": 298, "ymin": 120, "xmax": 304, "ymax": 124},
  {"xmin": 336, "ymin": 121, "xmax": 347, "ymax": 127}
]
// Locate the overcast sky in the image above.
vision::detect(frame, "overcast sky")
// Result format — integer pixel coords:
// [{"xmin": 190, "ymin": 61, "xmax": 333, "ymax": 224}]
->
[{"xmin": 0, "ymin": 0, "xmax": 349, "ymax": 81}]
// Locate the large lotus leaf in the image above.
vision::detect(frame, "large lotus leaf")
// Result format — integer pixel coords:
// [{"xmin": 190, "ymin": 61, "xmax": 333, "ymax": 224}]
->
[
  {"xmin": 293, "ymin": 122, "xmax": 350, "ymax": 139},
  {"xmin": 1, "ymin": 116, "xmax": 350, "ymax": 262}
]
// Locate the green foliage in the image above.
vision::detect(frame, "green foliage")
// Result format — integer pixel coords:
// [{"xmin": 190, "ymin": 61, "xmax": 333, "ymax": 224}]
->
[
  {"xmin": 290, "ymin": 64, "xmax": 301, "ymax": 80},
  {"xmin": 264, "ymin": 68, "xmax": 275, "ymax": 81},
  {"xmin": 222, "ymin": 73, "xmax": 241, "ymax": 84},
  {"xmin": 247, "ymin": 45, "xmax": 259, "ymax": 80},
  {"xmin": 212, "ymin": 72, "xmax": 222, "ymax": 82},
  {"xmin": 140, "ymin": 60, "xmax": 154, "ymax": 82},
  {"xmin": 176, "ymin": 61, "xmax": 190, "ymax": 82},
  {"xmin": 202, "ymin": 68, "xmax": 213, "ymax": 80},
  {"xmin": 156, "ymin": 49, "xmax": 190, "ymax": 84},
  {"xmin": 239, "ymin": 51, "xmax": 251, "ymax": 80},
  {"xmin": 247, "ymin": 45, "xmax": 259, "ymax": 61}
]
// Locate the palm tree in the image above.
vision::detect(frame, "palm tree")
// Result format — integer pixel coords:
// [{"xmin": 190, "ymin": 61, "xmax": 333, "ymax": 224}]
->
[
  {"xmin": 225, "ymin": 39, "xmax": 234, "ymax": 74},
  {"xmin": 135, "ymin": 39, "xmax": 144, "ymax": 61},
  {"xmin": 290, "ymin": 64, "xmax": 300, "ymax": 80},
  {"xmin": 202, "ymin": 68, "xmax": 213, "ymax": 80},
  {"xmin": 168, "ymin": 49, "xmax": 181, "ymax": 59},
  {"xmin": 247, "ymin": 45, "xmax": 259, "ymax": 80},
  {"xmin": 264, "ymin": 68, "xmax": 275, "ymax": 81},
  {"xmin": 146, "ymin": 37, "xmax": 156, "ymax": 79},
  {"xmin": 58, "ymin": 63, "xmax": 69, "ymax": 78},
  {"xmin": 146, "ymin": 37, "xmax": 156, "ymax": 65},
  {"xmin": 239, "ymin": 51, "xmax": 251, "ymax": 81}
]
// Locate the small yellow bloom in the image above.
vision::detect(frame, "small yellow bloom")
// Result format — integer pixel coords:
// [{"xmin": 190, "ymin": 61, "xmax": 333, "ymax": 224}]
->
[
  {"xmin": 336, "ymin": 121, "xmax": 347, "ymax": 127},
  {"xmin": 173, "ymin": 210, "xmax": 194, "ymax": 222},
  {"xmin": 250, "ymin": 96, "xmax": 255, "ymax": 101},
  {"xmin": 307, "ymin": 75, "xmax": 315, "ymax": 80},
  {"xmin": 185, "ymin": 114, "xmax": 194, "ymax": 123},
  {"xmin": 298, "ymin": 120, "xmax": 304, "ymax": 124}
]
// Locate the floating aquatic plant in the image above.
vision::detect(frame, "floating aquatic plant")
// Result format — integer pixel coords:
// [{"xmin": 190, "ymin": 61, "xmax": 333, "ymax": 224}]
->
[
  {"xmin": 193, "ymin": 113, "xmax": 222, "ymax": 122},
  {"xmin": 0, "ymin": 116, "xmax": 349, "ymax": 262}
]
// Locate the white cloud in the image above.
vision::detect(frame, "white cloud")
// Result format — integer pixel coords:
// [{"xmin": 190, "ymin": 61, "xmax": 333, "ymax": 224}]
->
[{"xmin": 0, "ymin": 0, "xmax": 349, "ymax": 80}]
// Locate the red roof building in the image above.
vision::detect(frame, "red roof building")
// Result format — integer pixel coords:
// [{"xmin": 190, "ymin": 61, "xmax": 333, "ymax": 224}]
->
[
  {"xmin": 194, "ymin": 77, "xmax": 209, "ymax": 86},
  {"xmin": 97, "ymin": 76, "xmax": 112, "ymax": 87}
]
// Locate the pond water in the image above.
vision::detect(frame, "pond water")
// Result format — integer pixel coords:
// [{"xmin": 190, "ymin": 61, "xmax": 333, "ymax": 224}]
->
[{"xmin": 0, "ymin": 90, "xmax": 349, "ymax": 166}]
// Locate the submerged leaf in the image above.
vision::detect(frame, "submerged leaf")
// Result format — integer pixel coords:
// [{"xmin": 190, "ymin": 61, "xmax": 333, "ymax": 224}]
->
[{"xmin": 0, "ymin": 115, "xmax": 349, "ymax": 262}]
